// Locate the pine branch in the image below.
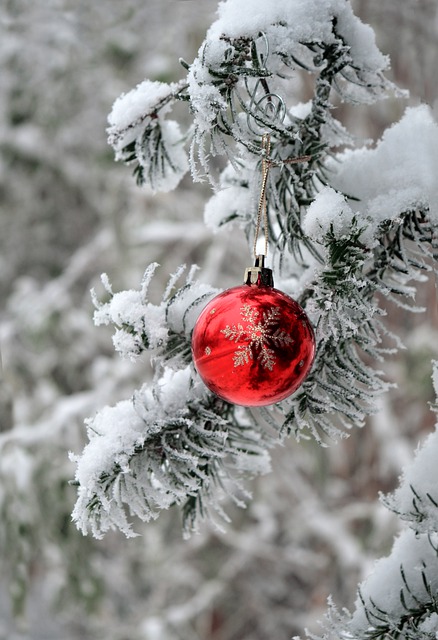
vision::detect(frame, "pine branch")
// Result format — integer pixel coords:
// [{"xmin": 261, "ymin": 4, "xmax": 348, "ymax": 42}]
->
[
  {"xmin": 73, "ymin": 265, "xmax": 278, "ymax": 536},
  {"xmin": 303, "ymin": 365, "xmax": 438, "ymax": 640},
  {"xmin": 73, "ymin": 0, "xmax": 438, "ymax": 538},
  {"xmin": 107, "ymin": 4, "xmax": 396, "ymax": 188},
  {"xmin": 72, "ymin": 373, "xmax": 274, "ymax": 538},
  {"xmin": 354, "ymin": 571, "xmax": 438, "ymax": 640},
  {"xmin": 92, "ymin": 264, "xmax": 219, "ymax": 366},
  {"xmin": 281, "ymin": 206, "xmax": 437, "ymax": 441}
]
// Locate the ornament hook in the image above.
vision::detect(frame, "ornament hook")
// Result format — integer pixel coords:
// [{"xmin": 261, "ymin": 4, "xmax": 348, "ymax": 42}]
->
[{"xmin": 246, "ymin": 33, "xmax": 287, "ymax": 136}]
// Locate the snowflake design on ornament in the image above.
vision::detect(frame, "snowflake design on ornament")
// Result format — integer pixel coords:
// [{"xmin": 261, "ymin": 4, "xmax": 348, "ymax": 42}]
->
[{"xmin": 220, "ymin": 304, "xmax": 293, "ymax": 370}]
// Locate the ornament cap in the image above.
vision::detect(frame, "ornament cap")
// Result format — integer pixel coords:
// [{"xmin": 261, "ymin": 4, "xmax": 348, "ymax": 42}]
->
[{"xmin": 244, "ymin": 254, "xmax": 274, "ymax": 287}]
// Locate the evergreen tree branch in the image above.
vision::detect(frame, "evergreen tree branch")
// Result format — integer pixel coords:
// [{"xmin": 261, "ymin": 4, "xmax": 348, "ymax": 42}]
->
[{"xmin": 73, "ymin": 0, "xmax": 438, "ymax": 538}]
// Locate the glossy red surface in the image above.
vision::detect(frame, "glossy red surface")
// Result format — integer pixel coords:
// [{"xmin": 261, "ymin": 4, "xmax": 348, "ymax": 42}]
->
[{"xmin": 191, "ymin": 283, "xmax": 315, "ymax": 406}]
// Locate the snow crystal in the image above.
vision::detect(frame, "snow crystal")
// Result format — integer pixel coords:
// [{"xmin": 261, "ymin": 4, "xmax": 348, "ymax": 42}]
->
[
  {"xmin": 330, "ymin": 105, "xmax": 438, "ymax": 228},
  {"xmin": 108, "ymin": 80, "xmax": 179, "ymax": 150},
  {"xmin": 187, "ymin": 59, "xmax": 227, "ymax": 133},
  {"xmin": 186, "ymin": 0, "xmax": 391, "ymax": 150}
]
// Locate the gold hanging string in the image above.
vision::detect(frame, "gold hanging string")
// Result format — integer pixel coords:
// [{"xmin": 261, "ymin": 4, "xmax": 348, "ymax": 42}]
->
[
  {"xmin": 253, "ymin": 133, "xmax": 271, "ymax": 259},
  {"xmin": 253, "ymin": 134, "xmax": 312, "ymax": 261}
]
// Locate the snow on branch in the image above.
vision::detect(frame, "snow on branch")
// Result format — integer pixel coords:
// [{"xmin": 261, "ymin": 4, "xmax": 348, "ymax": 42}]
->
[
  {"xmin": 71, "ymin": 367, "xmax": 273, "ymax": 538},
  {"xmin": 382, "ymin": 361, "xmax": 438, "ymax": 535},
  {"xmin": 106, "ymin": 0, "xmax": 399, "ymax": 190},
  {"xmin": 305, "ymin": 531, "xmax": 438, "ymax": 640},
  {"xmin": 91, "ymin": 263, "xmax": 219, "ymax": 365},
  {"xmin": 328, "ymin": 105, "xmax": 438, "ymax": 230},
  {"xmin": 281, "ymin": 197, "xmax": 437, "ymax": 441},
  {"xmin": 72, "ymin": 264, "xmax": 277, "ymax": 537},
  {"xmin": 279, "ymin": 106, "xmax": 438, "ymax": 441},
  {"xmin": 301, "ymin": 363, "xmax": 438, "ymax": 640},
  {"xmin": 75, "ymin": 0, "xmax": 438, "ymax": 538},
  {"xmin": 107, "ymin": 79, "xmax": 189, "ymax": 192}
]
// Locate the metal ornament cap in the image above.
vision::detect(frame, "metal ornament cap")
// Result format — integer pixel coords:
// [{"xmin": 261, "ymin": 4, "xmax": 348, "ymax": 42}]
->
[
  {"xmin": 191, "ymin": 270, "xmax": 315, "ymax": 407},
  {"xmin": 244, "ymin": 254, "xmax": 274, "ymax": 287}
]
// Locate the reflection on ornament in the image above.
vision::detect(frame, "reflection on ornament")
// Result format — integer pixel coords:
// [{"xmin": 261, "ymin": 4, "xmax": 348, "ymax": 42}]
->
[{"xmin": 191, "ymin": 257, "xmax": 315, "ymax": 406}]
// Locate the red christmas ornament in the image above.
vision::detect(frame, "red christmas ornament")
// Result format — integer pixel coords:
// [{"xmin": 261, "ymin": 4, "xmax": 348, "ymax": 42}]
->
[{"xmin": 192, "ymin": 256, "xmax": 315, "ymax": 406}]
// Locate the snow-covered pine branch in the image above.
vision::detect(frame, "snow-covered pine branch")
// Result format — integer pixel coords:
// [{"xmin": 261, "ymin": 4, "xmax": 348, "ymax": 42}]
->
[
  {"xmin": 72, "ymin": 0, "xmax": 438, "ymax": 537},
  {"xmin": 382, "ymin": 362, "xmax": 438, "ymax": 536},
  {"xmin": 107, "ymin": 0, "xmax": 397, "ymax": 189},
  {"xmin": 90, "ymin": 263, "xmax": 219, "ymax": 365},
  {"xmin": 283, "ymin": 106, "xmax": 438, "ymax": 441},
  {"xmin": 107, "ymin": 79, "xmax": 190, "ymax": 192},
  {"xmin": 72, "ymin": 266, "xmax": 276, "ymax": 537},
  {"xmin": 302, "ymin": 363, "xmax": 438, "ymax": 640},
  {"xmin": 71, "ymin": 365, "xmax": 273, "ymax": 539}
]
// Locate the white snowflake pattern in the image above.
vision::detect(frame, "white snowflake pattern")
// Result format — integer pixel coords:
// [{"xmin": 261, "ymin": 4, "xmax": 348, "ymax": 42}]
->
[{"xmin": 220, "ymin": 304, "xmax": 294, "ymax": 370}]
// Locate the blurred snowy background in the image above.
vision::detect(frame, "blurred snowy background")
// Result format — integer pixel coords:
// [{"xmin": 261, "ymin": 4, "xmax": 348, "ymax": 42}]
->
[{"xmin": 0, "ymin": 1, "xmax": 437, "ymax": 639}]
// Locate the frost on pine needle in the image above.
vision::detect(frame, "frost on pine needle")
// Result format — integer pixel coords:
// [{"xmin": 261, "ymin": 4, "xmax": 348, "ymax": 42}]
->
[
  {"xmin": 308, "ymin": 532, "xmax": 438, "ymax": 639},
  {"xmin": 283, "ymin": 106, "xmax": 438, "ymax": 441},
  {"xmin": 351, "ymin": 530, "xmax": 438, "ymax": 636},
  {"xmin": 108, "ymin": 80, "xmax": 179, "ymax": 150},
  {"xmin": 73, "ymin": 264, "xmax": 276, "ymax": 536},
  {"xmin": 303, "ymin": 188, "xmax": 363, "ymax": 248},
  {"xmin": 134, "ymin": 119, "xmax": 189, "ymax": 194},
  {"xmin": 186, "ymin": 0, "xmax": 397, "ymax": 180},
  {"xmin": 166, "ymin": 279, "xmax": 220, "ymax": 336},
  {"xmin": 384, "ymin": 432, "xmax": 438, "ymax": 535},
  {"xmin": 92, "ymin": 266, "xmax": 166, "ymax": 361}
]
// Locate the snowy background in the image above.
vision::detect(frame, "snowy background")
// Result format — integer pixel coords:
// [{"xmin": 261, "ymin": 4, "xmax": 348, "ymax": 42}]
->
[{"xmin": 1, "ymin": 1, "xmax": 438, "ymax": 639}]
